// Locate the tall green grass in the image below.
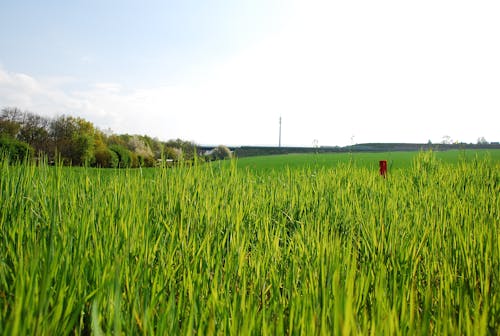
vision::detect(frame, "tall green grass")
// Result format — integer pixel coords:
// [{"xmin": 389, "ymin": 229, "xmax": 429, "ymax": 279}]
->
[{"xmin": 1, "ymin": 152, "xmax": 499, "ymax": 334}]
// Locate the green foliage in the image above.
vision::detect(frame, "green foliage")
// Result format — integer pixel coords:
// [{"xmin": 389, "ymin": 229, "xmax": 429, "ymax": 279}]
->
[
  {"xmin": 107, "ymin": 134, "xmax": 127, "ymax": 147},
  {"xmin": 92, "ymin": 132, "xmax": 116, "ymax": 168},
  {"xmin": 49, "ymin": 115, "xmax": 98, "ymax": 165},
  {"xmin": 137, "ymin": 154, "xmax": 155, "ymax": 167},
  {"xmin": 0, "ymin": 136, "xmax": 33, "ymax": 161},
  {"xmin": 1, "ymin": 153, "xmax": 499, "ymax": 334},
  {"xmin": 94, "ymin": 146, "xmax": 119, "ymax": 168},
  {"xmin": 72, "ymin": 134, "xmax": 95, "ymax": 166},
  {"xmin": 109, "ymin": 144, "xmax": 132, "ymax": 168},
  {"xmin": 1, "ymin": 107, "xmax": 201, "ymax": 167}
]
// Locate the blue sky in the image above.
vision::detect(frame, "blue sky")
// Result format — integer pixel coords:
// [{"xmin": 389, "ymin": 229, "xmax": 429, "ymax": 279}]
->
[
  {"xmin": 0, "ymin": 1, "xmax": 286, "ymax": 86},
  {"xmin": 1, "ymin": 0, "xmax": 499, "ymax": 146}
]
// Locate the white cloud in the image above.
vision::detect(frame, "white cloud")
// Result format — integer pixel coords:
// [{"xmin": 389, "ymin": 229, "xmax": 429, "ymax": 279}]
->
[{"xmin": 0, "ymin": 67, "xmax": 86, "ymax": 118}]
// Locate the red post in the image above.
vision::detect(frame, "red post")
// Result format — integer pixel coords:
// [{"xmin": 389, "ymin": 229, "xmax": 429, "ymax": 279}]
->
[{"xmin": 379, "ymin": 160, "xmax": 387, "ymax": 177}]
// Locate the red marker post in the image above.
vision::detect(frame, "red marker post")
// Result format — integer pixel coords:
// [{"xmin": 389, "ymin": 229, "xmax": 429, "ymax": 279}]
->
[{"xmin": 379, "ymin": 160, "xmax": 387, "ymax": 178}]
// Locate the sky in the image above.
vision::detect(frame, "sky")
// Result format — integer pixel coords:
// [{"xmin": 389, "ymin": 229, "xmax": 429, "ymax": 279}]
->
[{"xmin": 0, "ymin": 0, "xmax": 499, "ymax": 147}]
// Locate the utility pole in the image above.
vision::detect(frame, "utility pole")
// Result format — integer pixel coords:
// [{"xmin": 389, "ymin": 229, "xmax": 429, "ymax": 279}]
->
[{"xmin": 279, "ymin": 116, "xmax": 282, "ymax": 147}]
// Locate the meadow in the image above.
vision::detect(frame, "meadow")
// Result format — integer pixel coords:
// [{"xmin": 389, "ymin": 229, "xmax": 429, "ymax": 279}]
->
[
  {"xmin": 1, "ymin": 150, "xmax": 499, "ymax": 334},
  {"xmin": 230, "ymin": 149, "xmax": 500, "ymax": 172}
]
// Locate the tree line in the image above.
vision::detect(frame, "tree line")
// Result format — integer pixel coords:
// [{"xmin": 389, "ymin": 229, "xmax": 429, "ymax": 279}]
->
[{"xmin": 0, "ymin": 107, "xmax": 231, "ymax": 167}]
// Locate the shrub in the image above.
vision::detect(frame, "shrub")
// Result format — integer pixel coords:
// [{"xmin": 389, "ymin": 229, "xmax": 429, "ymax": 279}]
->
[
  {"xmin": 94, "ymin": 146, "xmax": 119, "ymax": 168},
  {"xmin": 109, "ymin": 144, "xmax": 132, "ymax": 168},
  {"xmin": 0, "ymin": 136, "xmax": 33, "ymax": 162},
  {"xmin": 211, "ymin": 145, "xmax": 232, "ymax": 160}
]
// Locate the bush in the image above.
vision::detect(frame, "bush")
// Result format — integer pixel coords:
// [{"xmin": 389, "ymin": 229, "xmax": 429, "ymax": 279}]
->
[
  {"xmin": 94, "ymin": 146, "xmax": 119, "ymax": 168},
  {"xmin": 0, "ymin": 136, "xmax": 33, "ymax": 162},
  {"xmin": 211, "ymin": 145, "xmax": 232, "ymax": 160},
  {"xmin": 130, "ymin": 151, "xmax": 139, "ymax": 168},
  {"xmin": 137, "ymin": 154, "xmax": 155, "ymax": 167},
  {"xmin": 109, "ymin": 144, "xmax": 132, "ymax": 168},
  {"xmin": 165, "ymin": 146, "xmax": 182, "ymax": 161}
]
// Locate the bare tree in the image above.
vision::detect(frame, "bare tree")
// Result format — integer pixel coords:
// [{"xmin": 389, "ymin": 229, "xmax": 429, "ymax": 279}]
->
[
  {"xmin": 477, "ymin": 137, "xmax": 488, "ymax": 145},
  {"xmin": 17, "ymin": 112, "xmax": 50, "ymax": 153},
  {"xmin": 441, "ymin": 135, "xmax": 452, "ymax": 144},
  {"xmin": 1, "ymin": 107, "xmax": 24, "ymax": 122}
]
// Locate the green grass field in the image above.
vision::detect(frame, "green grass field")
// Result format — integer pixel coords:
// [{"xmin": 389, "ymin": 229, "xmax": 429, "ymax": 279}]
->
[
  {"xmin": 1, "ymin": 150, "xmax": 499, "ymax": 334},
  {"xmin": 230, "ymin": 149, "xmax": 500, "ymax": 172}
]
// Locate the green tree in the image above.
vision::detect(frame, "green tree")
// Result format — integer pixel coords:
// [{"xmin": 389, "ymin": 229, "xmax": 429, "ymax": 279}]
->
[
  {"xmin": 92, "ymin": 130, "xmax": 117, "ymax": 168},
  {"xmin": 72, "ymin": 134, "xmax": 95, "ymax": 166},
  {"xmin": 50, "ymin": 115, "xmax": 97, "ymax": 165}
]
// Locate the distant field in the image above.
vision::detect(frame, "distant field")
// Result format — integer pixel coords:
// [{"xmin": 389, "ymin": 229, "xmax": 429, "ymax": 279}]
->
[{"xmin": 230, "ymin": 149, "xmax": 500, "ymax": 172}]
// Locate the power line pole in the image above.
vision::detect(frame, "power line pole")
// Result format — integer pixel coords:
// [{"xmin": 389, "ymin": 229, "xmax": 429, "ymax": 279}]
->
[{"xmin": 279, "ymin": 116, "xmax": 282, "ymax": 147}]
